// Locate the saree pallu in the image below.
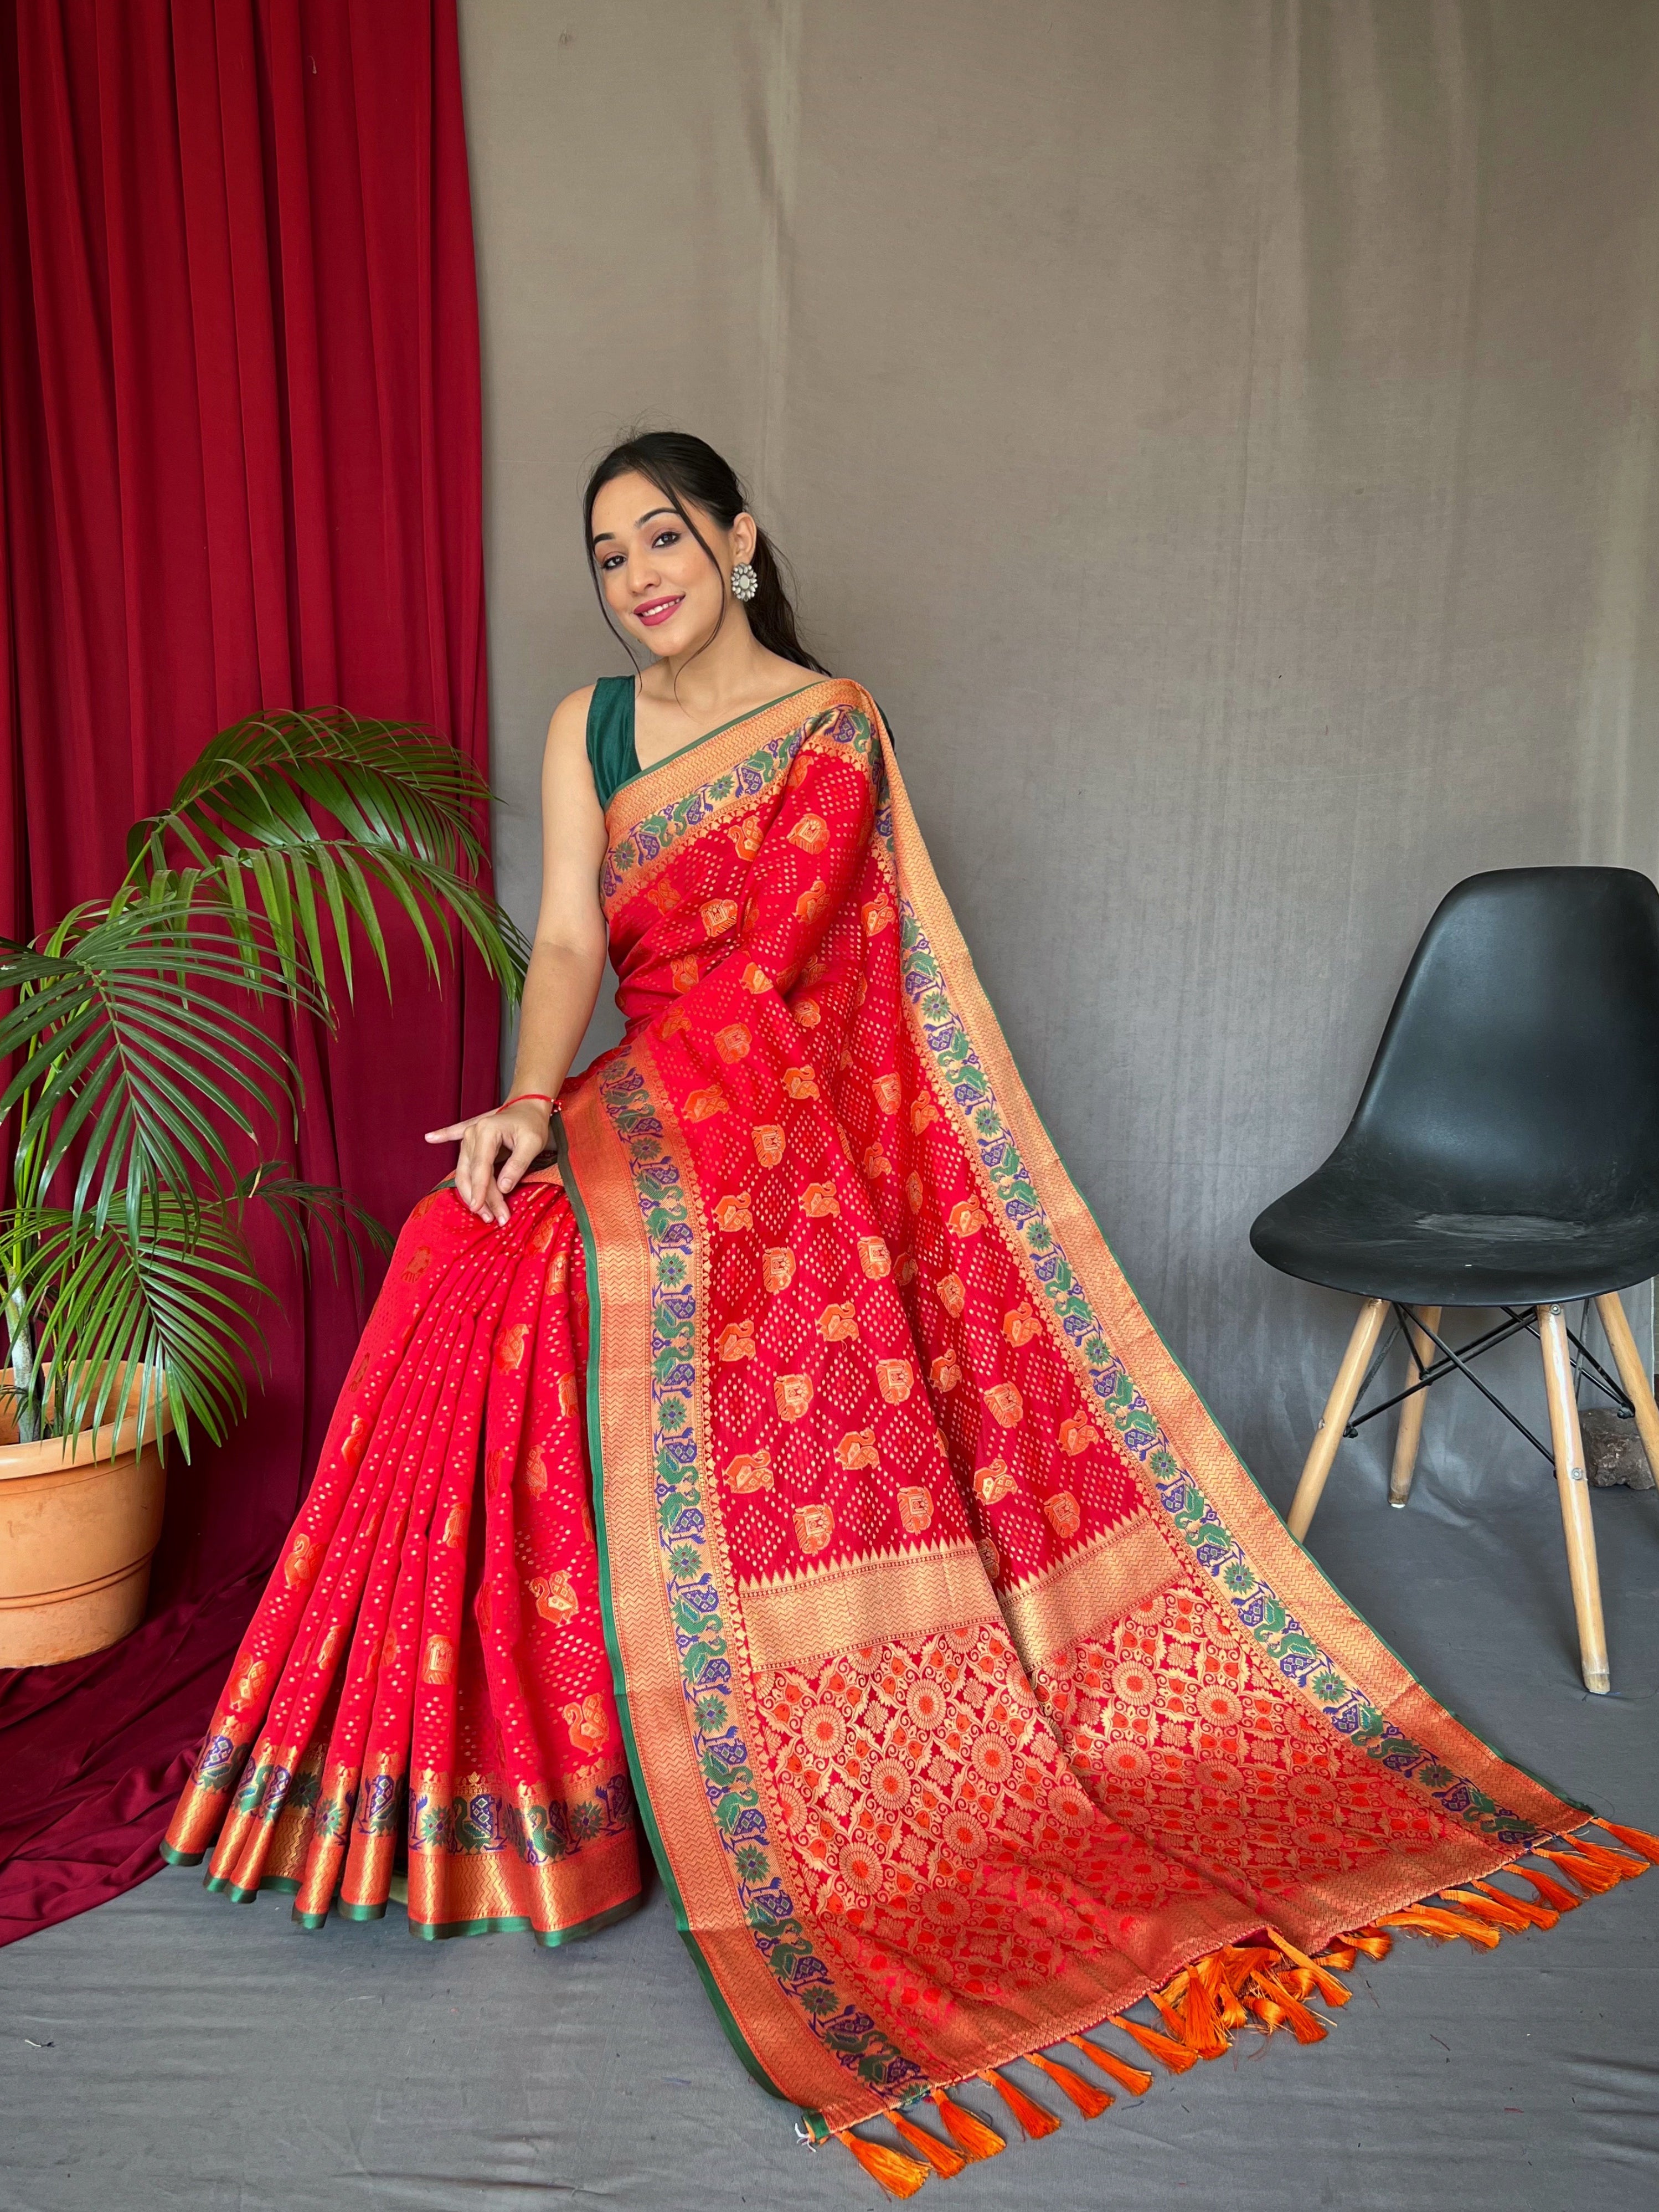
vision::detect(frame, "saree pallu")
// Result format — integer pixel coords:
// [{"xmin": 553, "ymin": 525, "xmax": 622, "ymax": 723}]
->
[{"xmin": 166, "ymin": 676, "xmax": 1652, "ymax": 2178}]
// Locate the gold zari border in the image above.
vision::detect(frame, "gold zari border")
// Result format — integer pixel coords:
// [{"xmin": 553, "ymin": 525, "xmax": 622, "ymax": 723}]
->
[
  {"xmin": 1001, "ymin": 1511, "xmax": 1179, "ymax": 1670},
  {"xmin": 738, "ymin": 1540, "xmax": 988, "ymax": 1672}
]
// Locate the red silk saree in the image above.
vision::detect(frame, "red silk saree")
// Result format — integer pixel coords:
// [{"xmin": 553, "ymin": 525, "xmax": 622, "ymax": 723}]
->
[{"xmin": 164, "ymin": 677, "xmax": 1653, "ymax": 2184}]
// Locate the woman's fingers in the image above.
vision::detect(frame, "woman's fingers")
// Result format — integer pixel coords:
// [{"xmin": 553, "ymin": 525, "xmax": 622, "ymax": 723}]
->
[
  {"xmin": 455, "ymin": 1122, "xmax": 501, "ymax": 1215},
  {"xmin": 495, "ymin": 1123, "xmax": 547, "ymax": 1200},
  {"xmin": 430, "ymin": 1108, "xmax": 550, "ymax": 1223},
  {"xmin": 460, "ymin": 1122, "xmax": 515, "ymax": 1224}
]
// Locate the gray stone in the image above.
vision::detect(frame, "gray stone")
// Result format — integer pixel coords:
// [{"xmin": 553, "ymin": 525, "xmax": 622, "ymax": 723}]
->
[{"xmin": 1583, "ymin": 1405, "xmax": 1657, "ymax": 1489}]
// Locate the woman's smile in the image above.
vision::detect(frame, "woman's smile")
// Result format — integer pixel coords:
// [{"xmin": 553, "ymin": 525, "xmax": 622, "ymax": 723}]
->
[{"xmin": 633, "ymin": 593, "xmax": 684, "ymax": 626}]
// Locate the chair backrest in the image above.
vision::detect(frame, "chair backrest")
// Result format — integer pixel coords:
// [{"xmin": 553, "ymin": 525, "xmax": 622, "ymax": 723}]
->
[{"xmin": 1337, "ymin": 867, "xmax": 1659, "ymax": 1217}]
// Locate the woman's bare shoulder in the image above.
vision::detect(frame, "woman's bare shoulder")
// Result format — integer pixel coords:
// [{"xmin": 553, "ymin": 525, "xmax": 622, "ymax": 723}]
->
[{"xmin": 545, "ymin": 682, "xmax": 598, "ymax": 750}]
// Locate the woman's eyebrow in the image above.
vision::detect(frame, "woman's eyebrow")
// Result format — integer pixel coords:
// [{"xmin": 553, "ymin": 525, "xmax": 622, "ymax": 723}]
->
[{"xmin": 590, "ymin": 505, "xmax": 679, "ymax": 549}]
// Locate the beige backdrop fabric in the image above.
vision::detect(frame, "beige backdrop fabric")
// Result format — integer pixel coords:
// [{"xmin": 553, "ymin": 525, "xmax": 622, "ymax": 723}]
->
[{"xmin": 457, "ymin": 0, "xmax": 1659, "ymax": 1521}]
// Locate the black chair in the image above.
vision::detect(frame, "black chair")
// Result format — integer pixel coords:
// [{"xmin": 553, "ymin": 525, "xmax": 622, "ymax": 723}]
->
[{"xmin": 1251, "ymin": 866, "xmax": 1659, "ymax": 1694}]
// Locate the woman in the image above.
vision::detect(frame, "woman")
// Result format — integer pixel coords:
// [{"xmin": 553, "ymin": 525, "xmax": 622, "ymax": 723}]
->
[{"xmin": 163, "ymin": 432, "xmax": 1649, "ymax": 2187}]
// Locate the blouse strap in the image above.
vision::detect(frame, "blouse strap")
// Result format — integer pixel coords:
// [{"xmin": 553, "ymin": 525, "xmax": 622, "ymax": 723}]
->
[{"xmin": 585, "ymin": 673, "xmax": 640, "ymax": 810}]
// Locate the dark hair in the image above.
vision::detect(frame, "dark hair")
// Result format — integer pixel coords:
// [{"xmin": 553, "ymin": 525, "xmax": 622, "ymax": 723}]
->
[{"xmin": 582, "ymin": 430, "xmax": 831, "ymax": 688}]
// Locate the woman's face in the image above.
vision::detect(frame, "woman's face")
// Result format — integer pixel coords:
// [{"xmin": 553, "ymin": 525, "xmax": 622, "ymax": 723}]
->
[{"xmin": 589, "ymin": 470, "xmax": 754, "ymax": 655}]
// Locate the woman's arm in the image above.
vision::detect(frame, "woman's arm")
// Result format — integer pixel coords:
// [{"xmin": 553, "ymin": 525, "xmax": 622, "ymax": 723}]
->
[{"xmin": 423, "ymin": 686, "xmax": 610, "ymax": 1225}]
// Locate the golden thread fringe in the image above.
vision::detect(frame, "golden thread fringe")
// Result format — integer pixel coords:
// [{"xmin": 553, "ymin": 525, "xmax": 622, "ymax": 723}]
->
[{"xmin": 831, "ymin": 1817, "xmax": 1657, "ymax": 2186}]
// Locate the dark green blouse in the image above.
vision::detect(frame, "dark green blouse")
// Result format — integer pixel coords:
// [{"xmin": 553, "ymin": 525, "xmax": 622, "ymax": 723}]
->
[
  {"xmin": 584, "ymin": 674, "xmax": 641, "ymax": 812},
  {"xmin": 583, "ymin": 672, "xmax": 887, "ymax": 813}
]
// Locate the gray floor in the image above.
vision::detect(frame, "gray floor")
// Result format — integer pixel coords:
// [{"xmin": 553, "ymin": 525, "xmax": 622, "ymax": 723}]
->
[{"xmin": 3, "ymin": 1467, "xmax": 1657, "ymax": 2212}]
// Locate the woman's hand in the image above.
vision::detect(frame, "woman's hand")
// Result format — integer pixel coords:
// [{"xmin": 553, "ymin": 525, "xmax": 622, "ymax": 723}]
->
[{"xmin": 423, "ymin": 1098, "xmax": 553, "ymax": 1226}]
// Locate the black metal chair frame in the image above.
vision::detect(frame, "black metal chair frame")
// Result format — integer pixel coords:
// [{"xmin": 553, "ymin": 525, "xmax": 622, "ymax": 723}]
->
[{"xmin": 1337, "ymin": 1300, "xmax": 1641, "ymax": 1468}]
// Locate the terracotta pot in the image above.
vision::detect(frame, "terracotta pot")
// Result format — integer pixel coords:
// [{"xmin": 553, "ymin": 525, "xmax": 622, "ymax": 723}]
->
[{"xmin": 0, "ymin": 1369, "xmax": 171, "ymax": 1667}]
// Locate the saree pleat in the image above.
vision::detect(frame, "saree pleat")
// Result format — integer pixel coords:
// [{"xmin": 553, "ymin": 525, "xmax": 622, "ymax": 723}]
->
[
  {"xmin": 291, "ymin": 1297, "xmax": 474, "ymax": 1915},
  {"xmin": 169, "ymin": 675, "xmax": 1650, "ymax": 2162},
  {"xmin": 166, "ymin": 1184, "xmax": 641, "ymax": 1942},
  {"xmin": 335, "ymin": 1300, "xmax": 481, "ymax": 1918}
]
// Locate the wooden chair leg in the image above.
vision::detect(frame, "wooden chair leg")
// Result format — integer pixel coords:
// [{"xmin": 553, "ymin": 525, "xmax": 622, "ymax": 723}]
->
[
  {"xmin": 1593, "ymin": 1290, "xmax": 1659, "ymax": 1483},
  {"xmin": 1537, "ymin": 1302, "xmax": 1610, "ymax": 1694},
  {"xmin": 1287, "ymin": 1298, "xmax": 1390, "ymax": 1541},
  {"xmin": 1388, "ymin": 1304, "xmax": 1441, "ymax": 1508}
]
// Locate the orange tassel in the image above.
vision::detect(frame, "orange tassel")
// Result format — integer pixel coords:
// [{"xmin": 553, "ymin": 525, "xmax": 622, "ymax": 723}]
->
[
  {"xmin": 1028, "ymin": 2050, "xmax": 1112, "ymax": 2117},
  {"xmin": 1151, "ymin": 1977, "xmax": 1228, "ymax": 2057},
  {"xmin": 1174, "ymin": 1959, "xmax": 1233, "ymax": 2058},
  {"xmin": 1266, "ymin": 1926, "xmax": 1351, "ymax": 2007},
  {"xmin": 1207, "ymin": 1954, "xmax": 1253, "ymax": 2031},
  {"xmin": 1471, "ymin": 1877, "xmax": 1558, "ymax": 1930},
  {"xmin": 1343, "ymin": 1925, "xmax": 1394, "ymax": 1959},
  {"xmin": 1565, "ymin": 1832, "xmax": 1648, "ymax": 1882},
  {"xmin": 1440, "ymin": 1887, "xmax": 1533, "ymax": 1932},
  {"xmin": 929, "ymin": 2089, "xmax": 1004, "ymax": 2162},
  {"xmin": 1219, "ymin": 1944, "xmax": 1277, "ymax": 1991},
  {"xmin": 1379, "ymin": 1906, "xmax": 1502, "ymax": 1949},
  {"xmin": 1506, "ymin": 1864, "xmax": 1580, "ymax": 1913},
  {"xmin": 1245, "ymin": 1969, "xmax": 1327, "ymax": 2044},
  {"xmin": 1590, "ymin": 1817, "xmax": 1659, "ymax": 1865},
  {"xmin": 981, "ymin": 2069, "xmax": 1061, "ymax": 2139},
  {"xmin": 892, "ymin": 2111, "xmax": 966, "ymax": 2179},
  {"xmin": 1068, "ymin": 2034, "xmax": 1153, "ymax": 2096},
  {"xmin": 1536, "ymin": 1846, "xmax": 1621, "ymax": 1897},
  {"xmin": 834, "ymin": 2130, "xmax": 929, "ymax": 2198},
  {"xmin": 1107, "ymin": 2010, "xmax": 1199, "ymax": 2074},
  {"xmin": 1315, "ymin": 1943, "xmax": 1359, "ymax": 1972}
]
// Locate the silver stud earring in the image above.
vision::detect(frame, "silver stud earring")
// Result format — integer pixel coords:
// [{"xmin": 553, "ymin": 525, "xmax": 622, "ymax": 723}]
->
[{"xmin": 730, "ymin": 560, "xmax": 759, "ymax": 602}]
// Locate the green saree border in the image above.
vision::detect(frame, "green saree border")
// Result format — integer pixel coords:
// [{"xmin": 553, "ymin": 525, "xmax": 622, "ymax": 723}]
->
[{"xmin": 404, "ymin": 1897, "xmax": 642, "ymax": 1946}]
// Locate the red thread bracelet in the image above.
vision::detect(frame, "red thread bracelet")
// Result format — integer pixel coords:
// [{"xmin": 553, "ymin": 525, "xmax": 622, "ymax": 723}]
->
[{"xmin": 500, "ymin": 1092, "xmax": 554, "ymax": 1112}]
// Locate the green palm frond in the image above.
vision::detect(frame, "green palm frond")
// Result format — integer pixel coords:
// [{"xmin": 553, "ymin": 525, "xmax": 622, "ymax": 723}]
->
[
  {"xmin": 4, "ymin": 1195, "xmax": 275, "ymax": 1462},
  {"xmin": 0, "ymin": 898, "xmax": 313, "ymax": 1237},
  {"xmin": 3, "ymin": 706, "xmax": 520, "ymax": 1457},
  {"xmin": 123, "ymin": 709, "xmax": 529, "ymax": 1007},
  {"xmin": 235, "ymin": 1161, "xmax": 395, "ymax": 1301}
]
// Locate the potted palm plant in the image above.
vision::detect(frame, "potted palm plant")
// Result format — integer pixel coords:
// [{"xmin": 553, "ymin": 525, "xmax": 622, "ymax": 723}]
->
[{"xmin": 0, "ymin": 711, "xmax": 524, "ymax": 1666}]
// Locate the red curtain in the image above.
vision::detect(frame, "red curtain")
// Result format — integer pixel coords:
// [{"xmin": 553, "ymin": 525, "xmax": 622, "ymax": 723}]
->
[{"xmin": 0, "ymin": 0, "xmax": 497, "ymax": 1943}]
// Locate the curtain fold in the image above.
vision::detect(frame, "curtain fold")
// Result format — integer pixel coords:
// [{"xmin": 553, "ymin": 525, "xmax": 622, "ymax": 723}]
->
[{"xmin": 0, "ymin": 0, "xmax": 497, "ymax": 1946}]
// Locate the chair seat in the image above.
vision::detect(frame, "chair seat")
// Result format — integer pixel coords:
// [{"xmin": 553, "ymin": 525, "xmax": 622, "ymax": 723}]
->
[{"xmin": 1251, "ymin": 1165, "xmax": 1659, "ymax": 1305}]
